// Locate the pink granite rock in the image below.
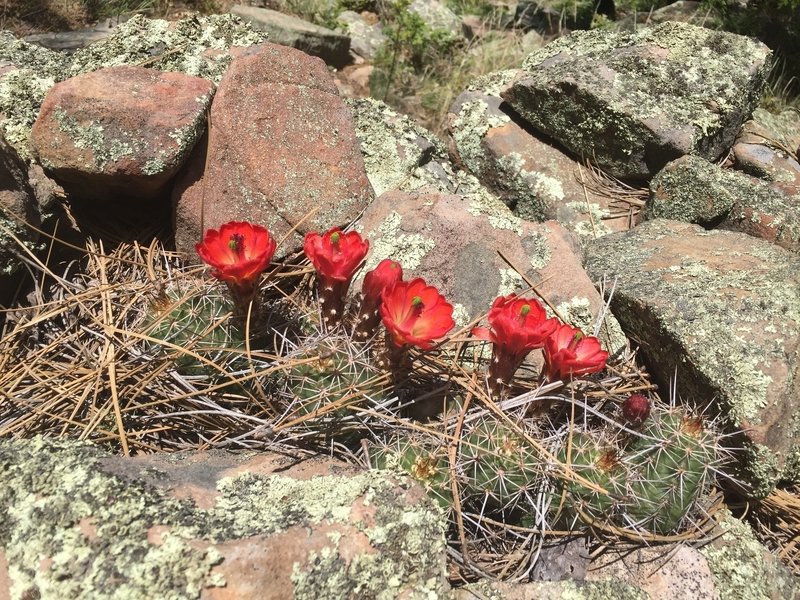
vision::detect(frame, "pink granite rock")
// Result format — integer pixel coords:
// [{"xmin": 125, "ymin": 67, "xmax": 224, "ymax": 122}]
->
[
  {"xmin": 30, "ymin": 65, "xmax": 214, "ymax": 202},
  {"xmin": 173, "ymin": 43, "xmax": 374, "ymax": 260}
]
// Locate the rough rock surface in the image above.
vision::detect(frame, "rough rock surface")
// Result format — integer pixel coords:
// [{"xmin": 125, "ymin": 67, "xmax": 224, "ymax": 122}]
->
[
  {"xmin": 30, "ymin": 65, "xmax": 214, "ymax": 202},
  {"xmin": 349, "ymin": 97, "xmax": 449, "ymax": 197},
  {"xmin": 647, "ymin": 155, "xmax": 800, "ymax": 252},
  {"xmin": 733, "ymin": 107, "xmax": 800, "ymax": 196},
  {"xmin": 409, "ymin": 0, "xmax": 464, "ymax": 38},
  {"xmin": 358, "ymin": 189, "xmax": 627, "ymax": 356},
  {"xmin": 584, "ymin": 219, "xmax": 800, "ymax": 497},
  {"xmin": 0, "ymin": 15, "xmax": 266, "ymax": 159},
  {"xmin": 174, "ymin": 43, "xmax": 373, "ymax": 261},
  {"xmin": 0, "ymin": 135, "xmax": 44, "ymax": 277},
  {"xmin": 337, "ymin": 11, "xmax": 387, "ymax": 59},
  {"xmin": 448, "ymin": 72, "xmax": 633, "ymax": 241},
  {"xmin": 230, "ymin": 5, "xmax": 351, "ymax": 68},
  {"xmin": 501, "ymin": 22, "xmax": 771, "ymax": 180},
  {"xmin": 0, "ymin": 437, "xmax": 448, "ymax": 600}
]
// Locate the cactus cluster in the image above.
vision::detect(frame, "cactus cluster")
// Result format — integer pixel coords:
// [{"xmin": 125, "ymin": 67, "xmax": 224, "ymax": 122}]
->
[
  {"xmin": 142, "ymin": 282, "xmax": 245, "ymax": 376},
  {"xmin": 368, "ymin": 403, "xmax": 726, "ymax": 536},
  {"xmin": 368, "ymin": 436, "xmax": 453, "ymax": 509},
  {"xmin": 554, "ymin": 409, "xmax": 724, "ymax": 534},
  {"xmin": 282, "ymin": 329, "xmax": 389, "ymax": 427}
]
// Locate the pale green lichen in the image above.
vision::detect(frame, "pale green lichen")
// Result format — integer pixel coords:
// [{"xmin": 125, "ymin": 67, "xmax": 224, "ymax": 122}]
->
[
  {"xmin": 465, "ymin": 179, "xmax": 523, "ymax": 234},
  {"xmin": 0, "ymin": 69, "xmax": 56, "ymax": 159},
  {"xmin": 466, "ymin": 69, "xmax": 519, "ymax": 97},
  {"xmin": 509, "ymin": 22, "xmax": 771, "ymax": 179},
  {"xmin": 584, "ymin": 220, "xmax": 800, "ymax": 494},
  {"xmin": 1, "ymin": 437, "xmax": 223, "ymax": 600},
  {"xmin": 495, "ymin": 152, "xmax": 559, "ymax": 222},
  {"xmin": 1, "ymin": 437, "xmax": 449, "ymax": 600},
  {"xmin": 521, "ymin": 228, "xmax": 550, "ymax": 270},
  {"xmin": 700, "ymin": 510, "xmax": 799, "ymax": 600},
  {"xmin": 348, "ymin": 97, "xmax": 448, "ymax": 196},
  {"xmin": 450, "ymin": 98, "xmax": 509, "ymax": 176},
  {"xmin": 366, "ymin": 211, "xmax": 435, "ymax": 271},
  {"xmin": 451, "ymin": 303, "xmax": 471, "ymax": 327},
  {"xmin": 54, "ymin": 108, "xmax": 139, "ymax": 170},
  {"xmin": 68, "ymin": 14, "xmax": 266, "ymax": 82},
  {"xmin": 498, "ymin": 268, "xmax": 525, "ymax": 296}
]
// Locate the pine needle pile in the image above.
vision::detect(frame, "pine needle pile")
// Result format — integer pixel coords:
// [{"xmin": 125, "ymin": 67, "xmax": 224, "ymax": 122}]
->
[{"xmin": 0, "ymin": 233, "xmax": 736, "ymax": 582}]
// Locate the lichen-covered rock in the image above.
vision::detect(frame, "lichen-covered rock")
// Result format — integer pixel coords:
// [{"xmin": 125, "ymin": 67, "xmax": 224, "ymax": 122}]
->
[
  {"xmin": 647, "ymin": 155, "xmax": 800, "ymax": 252},
  {"xmin": 67, "ymin": 13, "xmax": 266, "ymax": 82},
  {"xmin": 700, "ymin": 510, "xmax": 799, "ymax": 600},
  {"xmin": 733, "ymin": 107, "xmax": 800, "ymax": 196},
  {"xmin": 0, "ymin": 437, "xmax": 448, "ymax": 600},
  {"xmin": 455, "ymin": 579, "xmax": 649, "ymax": 599},
  {"xmin": 584, "ymin": 219, "xmax": 800, "ymax": 497},
  {"xmin": 0, "ymin": 135, "xmax": 42, "ymax": 277},
  {"xmin": 174, "ymin": 43, "xmax": 374, "ymax": 261},
  {"xmin": 348, "ymin": 97, "xmax": 450, "ymax": 196},
  {"xmin": 0, "ymin": 15, "xmax": 265, "ymax": 160},
  {"xmin": 0, "ymin": 33, "xmax": 67, "ymax": 159},
  {"xmin": 501, "ymin": 22, "xmax": 771, "ymax": 180},
  {"xmin": 448, "ymin": 77, "xmax": 632, "ymax": 241},
  {"xmin": 357, "ymin": 189, "xmax": 627, "ymax": 356},
  {"xmin": 586, "ymin": 545, "xmax": 718, "ymax": 599},
  {"xmin": 646, "ymin": 155, "xmax": 736, "ymax": 225},
  {"xmin": 30, "ymin": 65, "xmax": 214, "ymax": 203},
  {"xmin": 337, "ymin": 11, "xmax": 387, "ymax": 59},
  {"xmin": 230, "ymin": 5, "xmax": 351, "ymax": 68},
  {"xmin": 409, "ymin": 0, "xmax": 464, "ymax": 38}
]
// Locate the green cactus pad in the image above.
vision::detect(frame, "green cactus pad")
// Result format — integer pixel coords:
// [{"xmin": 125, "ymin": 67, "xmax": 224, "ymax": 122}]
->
[
  {"xmin": 369, "ymin": 437, "xmax": 454, "ymax": 509},
  {"xmin": 460, "ymin": 419, "xmax": 541, "ymax": 510}
]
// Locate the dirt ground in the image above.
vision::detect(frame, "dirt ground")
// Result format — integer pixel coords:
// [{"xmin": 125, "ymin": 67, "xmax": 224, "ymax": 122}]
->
[{"xmin": 0, "ymin": 0, "xmax": 235, "ymax": 37}]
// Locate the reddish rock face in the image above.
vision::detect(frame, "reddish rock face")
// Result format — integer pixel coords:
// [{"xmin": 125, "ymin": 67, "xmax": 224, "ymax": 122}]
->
[
  {"xmin": 30, "ymin": 65, "xmax": 215, "ymax": 202},
  {"xmin": 173, "ymin": 43, "xmax": 374, "ymax": 260},
  {"xmin": 358, "ymin": 189, "xmax": 626, "ymax": 355}
]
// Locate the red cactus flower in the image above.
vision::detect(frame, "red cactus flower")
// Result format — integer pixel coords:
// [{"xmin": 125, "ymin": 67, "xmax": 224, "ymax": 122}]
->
[
  {"xmin": 304, "ymin": 227, "xmax": 369, "ymax": 327},
  {"xmin": 355, "ymin": 259, "xmax": 404, "ymax": 340},
  {"xmin": 472, "ymin": 294, "xmax": 558, "ymax": 395},
  {"xmin": 543, "ymin": 322, "xmax": 608, "ymax": 381},
  {"xmin": 363, "ymin": 259, "xmax": 403, "ymax": 301},
  {"xmin": 304, "ymin": 228, "xmax": 369, "ymax": 285},
  {"xmin": 380, "ymin": 278, "xmax": 454, "ymax": 350},
  {"xmin": 196, "ymin": 221, "xmax": 276, "ymax": 288}
]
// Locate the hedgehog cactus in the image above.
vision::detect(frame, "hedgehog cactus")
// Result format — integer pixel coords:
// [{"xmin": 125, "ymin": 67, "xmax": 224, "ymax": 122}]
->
[
  {"xmin": 284, "ymin": 333, "xmax": 387, "ymax": 423},
  {"xmin": 624, "ymin": 411, "xmax": 720, "ymax": 534},
  {"xmin": 460, "ymin": 419, "xmax": 540, "ymax": 510},
  {"xmin": 554, "ymin": 431, "xmax": 628, "ymax": 526},
  {"xmin": 143, "ymin": 284, "xmax": 244, "ymax": 376},
  {"xmin": 369, "ymin": 437, "xmax": 453, "ymax": 509}
]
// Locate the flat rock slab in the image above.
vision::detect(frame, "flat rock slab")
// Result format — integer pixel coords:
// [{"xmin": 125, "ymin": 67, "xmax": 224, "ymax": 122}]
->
[
  {"xmin": 230, "ymin": 5, "xmax": 351, "ymax": 68},
  {"xmin": 734, "ymin": 107, "xmax": 800, "ymax": 196},
  {"xmin": 501, "ymin": 22, "xmax": 771, "ymax": 180},
  {"xmin": 647, "ymin": 155, "xmax": 800, "ymax": 252},
  {"xmin": 358, "ymin": 189, "xmax": 627, "ymax": 356},
  {"xmin": 585, "ymin": 219, "xmax": 800, "ymax": 497},
  {"xmin": 30, "ymin": 65, "xmax": 214, "ymax": 202},
  {"xmin": 174, "ymin": 43, "xmax": 373, "ymax": 260},
  {"xmin": 0, "ymin": 437, "xmax": 448, "ymax": 600}
]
